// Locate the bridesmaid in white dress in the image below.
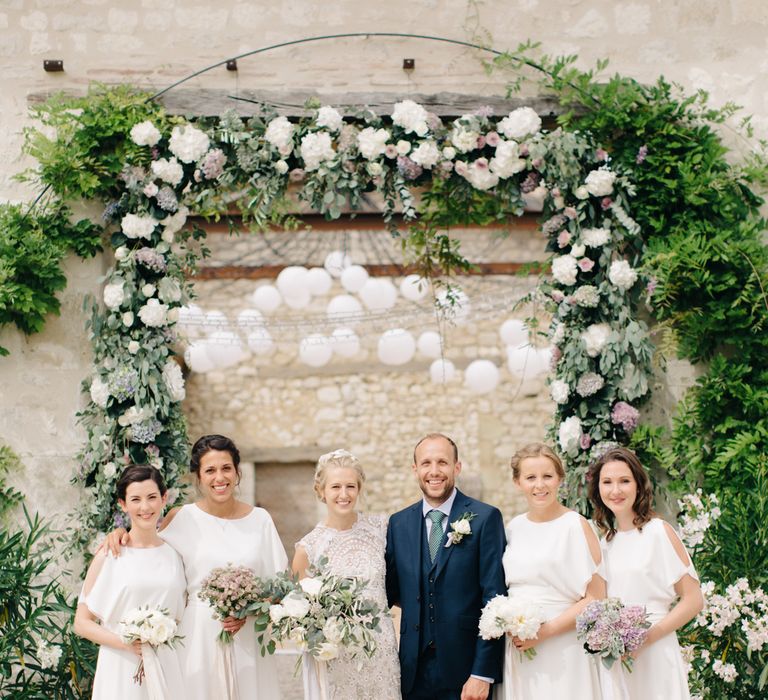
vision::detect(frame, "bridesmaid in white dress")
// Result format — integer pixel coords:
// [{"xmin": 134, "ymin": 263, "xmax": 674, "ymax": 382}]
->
[
  {"xmin": 107, "ymin": 434, "xmax": 288, "ymax": 700},
  {"xmin": 496, "ymin": 443, "xmax": 604, "ymax": 700},
  {"xmin": 75, "ymin": 465, "xmax": 186, "ymax": 699},
  {"xmin": 292, "ymin": 449, "xmax": 400, "ymax": 700},
  {"xmin": 587, "ymin": 446, "xmax": 703, "ymax": 700}
]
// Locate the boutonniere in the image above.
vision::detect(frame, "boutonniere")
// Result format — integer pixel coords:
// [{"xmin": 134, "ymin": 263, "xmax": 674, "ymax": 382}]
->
[{"xmin": 445, "ymin": 512, "xmax": 477, "ymax": 547}]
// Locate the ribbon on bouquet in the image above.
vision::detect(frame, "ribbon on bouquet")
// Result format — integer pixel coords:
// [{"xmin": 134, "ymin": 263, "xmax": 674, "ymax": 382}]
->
[
  {"xmin": 301, "ymin": 653, "xmax": 329, "ymax": 700},
  {"xmin": 214, "ymin": 640, "xmax": 240, "ymax": 700},
  {"xmin": 140, "ymin": 643, "xmax": 169, "ymax": 700}
]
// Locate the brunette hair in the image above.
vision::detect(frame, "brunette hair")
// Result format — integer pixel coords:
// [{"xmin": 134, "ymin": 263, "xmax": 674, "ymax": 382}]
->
[
  {"xmin": 510, "ymin": 443, "xmax": 565, "ymax": 481},
  {"xmin": 116, "ymin": 464, "xmax": 166, "ymax": 501},
  {"xmin": 190, "ymin": 434, "xmax": 241, "ymax": 479},
  {"xmin": 587, "ymin": 446, "xmax": 654, "ymax": 540},
  {"xmin": 413, "ymin": 433, "xmax": 459, "ymax": 464},
  {"xmin": 313, "ymin": 449, "xmax": 366, "ymax": 502}
]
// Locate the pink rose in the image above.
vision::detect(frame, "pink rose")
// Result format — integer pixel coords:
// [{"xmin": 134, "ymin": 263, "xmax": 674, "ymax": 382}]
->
[
  {"xmin": 485, "ymin": 131, "xmax": 500, "ymax": 147},
  {"xmin": 578, "ymin": 258, "xmax": 595, "ymax": 272},
  {"xmin": 557, "ymin": 231, "xmax": 571, "ymax": 248}
]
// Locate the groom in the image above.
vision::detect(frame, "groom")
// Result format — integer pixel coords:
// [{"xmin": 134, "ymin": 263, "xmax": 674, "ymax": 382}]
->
[{"xmin": 386, "ymin": 433, "xmax": 506, "ymax": 700}]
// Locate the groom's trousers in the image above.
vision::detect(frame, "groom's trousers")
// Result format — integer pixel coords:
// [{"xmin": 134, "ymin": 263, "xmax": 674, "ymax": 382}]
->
[{"xmin": 404, "ymin": 647, "xmax": 461, "ymax": 700}]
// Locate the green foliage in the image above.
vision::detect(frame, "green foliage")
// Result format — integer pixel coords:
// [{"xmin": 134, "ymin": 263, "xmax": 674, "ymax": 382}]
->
[
  {"xmin": 0, "ymin": 444, "xmax": 24, "ymax": 524},
  {"xmin": 0, "ymin": 203, "xmax": 102, "ymax": 355}
]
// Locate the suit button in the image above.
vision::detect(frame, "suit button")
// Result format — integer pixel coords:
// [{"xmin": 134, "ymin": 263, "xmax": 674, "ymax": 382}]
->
[
  {"xmin": 415, "ymin": 624, "xmax": 420, "ymax": 631},
  {"xmin": 430, "ymin": 617, "xmax": 435, "ymax": 623},
  {"xmin": 429, "ymin": 577, "xmax": 434, "ymax": 583},
  {"xmin": 429, "ymin": 604, "xmax": 434, "ymax": 609},
  {"xmin": 429, "ymin": 592, "xmax": 433, "ymax": 597},
  {"xmin": 416, "ymin": 595, "xmax": 421, "ymax": 601}
]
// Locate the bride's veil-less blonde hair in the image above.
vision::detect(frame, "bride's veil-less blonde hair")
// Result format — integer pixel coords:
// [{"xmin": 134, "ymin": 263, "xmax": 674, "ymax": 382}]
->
[{"xmin": 313, "ymin": 449, "xmax": 366, "ymax": 502}]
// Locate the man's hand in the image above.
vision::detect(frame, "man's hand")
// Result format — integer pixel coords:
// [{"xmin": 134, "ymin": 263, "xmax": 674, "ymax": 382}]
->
[
  {"xmin": 461, "ymin": 677, "xmax": 490, "ymax": 700},
  {"xmin": 222, "ymin": 616, "xmax": 247, "ymax": 636}
]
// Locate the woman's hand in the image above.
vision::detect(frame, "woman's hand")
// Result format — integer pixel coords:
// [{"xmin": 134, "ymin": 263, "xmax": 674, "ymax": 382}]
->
[
  {"xmin": 127, "ymin": 640, "xmax": 143, "ymax": 657},
  {"xmin": 100, "ymin": 528, "xmax": 129, "ymax": 557},
  {"xmin": 221, "ymin": 616, "xmax": 247, "ymax": 636},
  {"xmin": 510, "ymin": 621, "xmax": 553, "ymax": 652}
]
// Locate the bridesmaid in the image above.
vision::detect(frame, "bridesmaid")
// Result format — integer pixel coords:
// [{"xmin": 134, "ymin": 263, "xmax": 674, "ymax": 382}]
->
[
  {"xmin": 75, "ymin": 465, "xmax": 186, "ymax": 699},
  {"xmin": 497, "ymin": 443, "xmax": 604, "ymax": 700},
  {"xmin": 106, "ymin": 434, "xmax": 288, "ymax": 699},
  {"xmin": 292, "ymin": 449, "xmax": 400, "ymax": 700},
  {"xmin": 588, "ymin": 446, "xmax": 703, "ymax": 699}
]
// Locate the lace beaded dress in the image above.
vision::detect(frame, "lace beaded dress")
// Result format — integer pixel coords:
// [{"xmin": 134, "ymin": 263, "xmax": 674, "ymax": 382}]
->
[{"xmin": 297, "ymin": 513, "xmax": 401, "ymax": 700}]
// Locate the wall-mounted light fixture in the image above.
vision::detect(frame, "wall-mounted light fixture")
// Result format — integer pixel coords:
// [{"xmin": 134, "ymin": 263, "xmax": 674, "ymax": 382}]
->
[
  {"xmin": 226, "ymin": 59, "xmax": 238, "ymax": 71},
  {"xmin": 43, "ymin": 59, "xmax": 64, "ymax": 72},
  {"xmin": 402, "ymin": 58, "xmax": 415, "ymax": 71}
]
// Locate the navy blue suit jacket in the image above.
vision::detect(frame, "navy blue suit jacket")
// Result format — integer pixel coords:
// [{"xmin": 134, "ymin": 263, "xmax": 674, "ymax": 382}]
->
[{"xmin": 385, "ymin": 490, "xmax": 507, "ymax": 695}]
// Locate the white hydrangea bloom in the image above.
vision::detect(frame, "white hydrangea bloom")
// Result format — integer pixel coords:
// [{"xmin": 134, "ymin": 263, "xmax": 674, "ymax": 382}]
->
[
  {"xmin": 162, "ymin": 360, "xmax": 186, "ymax": 402},
  {"xmin": 89, "ymin": 376, "xmax": 110, "ymax": 408},
  {"xmin": 581, "ymin": 323, "xmax": 611, "ymax": 357},
  {"xmin": 316, "ymin": 106, "xmax": 344, "ymax": 132},
  {"xmin": 608, "ymin": 260, "xmax": 638, "ymax": 290},
  {"xmin": 410, "ymin": 140, "xmax": 441, "ymax": 169},
  {"xmin": 150, "ymin": 157, "xmax": 184, "ymax": 186},
  {"xmin": 391, "ymin": 99, "xmax": 429, "ymax": 136},
  {"xmin": 551, "ymin": 255, "xmax": 578, "ymax": 286},
  {"xmin": 117, "ymin": 405, "xmax": 152, "ymax": 427},
  {"xmin": 130, "ymin": 121, "xmax": 161, "ymax": 147},
  {"xmin": 158, "ymin": 277, "xmax": 182, "ymax": 303},
  {"xmin": 489, "ymin": 140, "xmax": 527, "ymax": 178},
  {"xmin": 582, "ymin": 227, "xmax": 611, "ymax": 247},
  {"xmin": 357, "ymin": 127, "xmax": 390, "ymax": 159},
  {"xmin": 462, "ymin": 158, "xmax": 499, "ymax": 191},
  {"xmin": 450, "ymin": 125, "xmax": 479, "ymax": 153},
  {"xmin": 121, "ymin": 213, "xmax": 157, "ymax": 240},
  {"xmin": 162, "ymin": 206, "xmax": 189, "ymax": 235},
  {"xmin": 550, "ymin": 379, "xmax": 570, "ymax": 404},
  {"xmin": 300, "ymin": 132, "xmax": 336, "ymax": 171},
  {"xmin": 497, "ymin": 107, "xmax": 542, "ymax": 140},
  {"xmin": 103, "ymin": 282, "xmax": 125, "ymax": 310},
  {"xmin": 264, "ymin": 116, "xmax": 295, "ymax": 150},
  {"xmin": 558, "ymin": 415, "xmax": 582, "ymax": 451},
  {"xmin": 585, "ymin": 168, "xmax": 616, "ymax": 197},
  {"xmin": 168, "ymin": 124, "xmax": 210, "ymax": 163},
  {"xmin": 137, "ymin": 298, "xmax": 169, "ymax": 327}
]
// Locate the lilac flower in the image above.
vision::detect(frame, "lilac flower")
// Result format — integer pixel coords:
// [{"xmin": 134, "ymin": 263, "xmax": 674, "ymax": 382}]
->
[
  {"xmin": 611, "ymin": 401, "xmax": 640, "ymax": 433},
  {"xmin": 134, "ymin": 247, "xmax": 167, "ymax": 273},
  {"xmin": 108, "ymin": 366, "xmax": 139, "ymax": 402},
  {"xmin": 521, "ymin": 171, "xmax": 541, "ymax": 194},
  {"xmin": 102, "ymin": 201, "xmax": 121, "ymax": 222},
  {"xmin": 577, "ymin": 372, "xmax": 605, "ymax": 397},
  {"xmin": 201, "ymin": 148, "xmax": 227, "ymax": 179},
  {"xmin": 156, "ymin": 186, "xmax": 178, "ymax": 212},
  {"xmin": 576, "ymin": 598, "xmax": 650, "ymax": 670},
  {"xmin": 646, "ymin": 277, "xmax": 658, "ymax": 296},
  {"xmin": 636, "ymin": 144, "xmax": 648, "ymax": 164},
  {"xmin": 542, "ymin": 213, "xmax": 567, "ymax": 235},
  {"xmin": 113, "ymin": 511, "xmax": 129, "ymax": 529},
  {"xmin": 474, "ymin": 105, "xmax": 494, "ymax": 118},
  {"xmin": 396, "ymin": 156, "xmax": 423, "ymax": 180},
  {"xmin": 131, "ymin": 418, "xmax": 163, "ymax": 444}
]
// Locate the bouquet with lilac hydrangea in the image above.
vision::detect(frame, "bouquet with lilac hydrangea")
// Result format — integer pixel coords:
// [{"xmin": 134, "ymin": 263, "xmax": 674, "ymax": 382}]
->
[
  {"xmin": 576, "ymin": 597, "xmax": 650, "ymax": 671},
  {"xmin": 198, "ymin": 564, "xmax": 262, "ymax": 643},
  {"xmin": 478, "ymin": 594, "xmax": 544, "ymax": 659}
]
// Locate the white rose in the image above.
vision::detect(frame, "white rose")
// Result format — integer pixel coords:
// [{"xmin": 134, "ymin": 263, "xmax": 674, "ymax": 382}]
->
[
  {"xmin": 316, "ymin": 642, "xmax": 340, "ymax": 660},
  {"xmin": 89, "ymin": 376, "xmax": 110, "ymax": 408},
  {"xmin": 264, "ymin": 116, "xmax": 295, "ymax": 150},
  {"xmin": 582, "ymin": 323, "xmax": 611, "ymax": 357},
  {"xmin": 322, "ymin": 616, "xmax": 344, "ymax": 644},
  {"xmin": 148, "ymin": 618, "xmax": 175, "ymax": 645},
  {"xmin": 288, "ymin": 626, "xmax": 307, "ymax": 649},
  {"xmin": 162, "ymin": 206, "xmax": 188, "ymax": 235},
  {"xmin": 450, "ymin": 127, "xmax": 479, "ymax": 154},
  {"xmin": 410, "ymin": 140, "xmax": 440, "ymax": 169},
  {"xmin": 122, "ymin": 311, "xmax": 135, "ymax": 327},
  {"xmin": 157, "ymin": 277, "xmax": 182, "ymax": 303},
  {"xmin": 118, "ymin": 405, "xmax": 152, "ymax": 427},
  {"xmin": 114, "ymin": 246, "xmax": 129, "ymax": 261},
  {"xmin": 575, "ymin": 186, "xmax": 589, "ymax": 200},
  {"xmin": 489, "ymin": 140, "xmax": 526, "ymax": 179},
  {"xmin": 141, "ymin": 283, "xmax": 156, "ymax": 298},
  {"xmin": 608, "ymin": 260, "xmax": 638, "ymax": 291},
  {"xmin": 396, "ymin": 139, "xmax": 411, "ymax": 155},
  {"xmin": 282, "ymin": 593, "xmax": 310, "ymax": 619},
  {"xmin": 462, "ymin": 158, "xmax": 499, "ymax": 191},
  {"xmin": 168, "ymin": 124, "xmax": 210, "ymax": 163},
  {"xmin": 269, "ymin": 604, "xmax": 287, "ymax": 623},
  {"xmin": 162, "ymin": 360, "xmax": 186, "ymax": 402},
  {"xmin": 551, "ymin": 255, "xmax": 578, "ymax": 286},
  {"xmin": 103, "ymin": 282, "xmax": 125, "ymax": 310},
  {"xmin": 391, "ymin": 99, "xmax": 429, "ymax": 136},
  {"xmin": 451, "ymin": 518, "xmax": 472, "ymax": 535},
  {"xmin": 156, "ymin": 242, "xmax": 170, "ymax": 254},
  {"xmin": 150, "ymin": 157, "xmax": 184, "ymax": 186},
  {"xmin": 275, "ymin": 159, "xmax": 289, "ymax": 174},
  {"xmin": 442, "ymin": 146, "xmax": 456, "ymax": 160},
  {"xmin": 357, "ymin": 127, "xmax": 389, "ymax": 159},
  {"xmin": 581, "ymin": 227, "xmax": 611, "ymax": 247},
  {"xmin": 130, "ymin": 120, "xmax": 161, "ymax": 147},
  {"xmin": 161, "ymin": 228, "xmax": 176, "ymax": 243},
  {"xmin": 550, "ymin": 379, "xmax": 570, "ymax": 405},
  {"xmin": 137, "ymin": 298, "xmax": 169, "ymax": 327},
  {"xmin": 121, "ymin": 213, "xmax": 157, "ymax": 240},
  {"xmin": 300, "ymin": 132, "xmax": 336, "ymax": 171},
  {"xmin": 367, "ymin": 161, "xmax": 383, "ymax": 176},
  {"xmin": 166, "ymin": 307, "xmax": 179, "ymax": 323},
  {"xmin": 316, "ymin": 105, "xmax": 343, "ymax": 132},
  {"xmin": 102, "ymin": 461, "xmax": 117, "ymax": 478},
  {"xmin": 585, "ymin": 169, "xmax": 616, "ymax": 197},
  {"xmin": 127, "ymin": 340, "xmax": 140, "ymax": 354},
  {"xmin": 298, "ymin": 577, "xmax": 323, "ymax": 596},
  {"xmin": 498, "ymin": 107, "xmax": 542, "ymax": 141},
  {"xmin": 558, "ymin": 415, "xmax": 582, "ymax": 452},
  {"xmin": 570, "ymin": 243, "xmax": 586, "ymax": 258}
]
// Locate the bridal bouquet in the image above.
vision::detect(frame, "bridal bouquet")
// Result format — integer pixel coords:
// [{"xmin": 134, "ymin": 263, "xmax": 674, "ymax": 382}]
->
[
  {"xmin": 252, "ymin": 557, "xmax": 383, "ymax": 661},
  {"xmin": 198, "ymin": 564, "xmax": 262, "ymax": 643},
  {"xmin": 478, "ymin": 594, "xmax": 544, "ymax": 659},
  {"xmin": 118, "ymin": 605, "xmax": 183, "ymax": 684},
  {"xmin": 576, "ymin": 597, "xmax": 650, "ymax": 671}
]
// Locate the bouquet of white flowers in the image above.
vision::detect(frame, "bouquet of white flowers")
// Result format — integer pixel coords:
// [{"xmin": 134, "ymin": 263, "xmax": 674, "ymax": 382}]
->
[
  {"xmin": 478, "ymin": 594, "xmax": 544, "ymax": 659},
  {"xmin": 118, "ymin": 605, "xmax": 183, "ymax": 684}
]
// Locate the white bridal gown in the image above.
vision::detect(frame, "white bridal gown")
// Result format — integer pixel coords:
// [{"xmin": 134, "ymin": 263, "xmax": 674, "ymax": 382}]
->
[
  {"xmin": 496, "ymin": 510, "xmax": 602, "ymax": 700},
  {"xmin": 83, "ymin": 543, "xmax": 187, "ymax": 700},
  {"xmin": 160, "ymin": 503, "xmax": 288, "ymax": 700},
  {"xmin": 297, "ymin": 513, "xmax": 401, "ymax": 700},
  {"xmin": 602, "ymin": 517, "xmax": 697, "ymax": 700}
]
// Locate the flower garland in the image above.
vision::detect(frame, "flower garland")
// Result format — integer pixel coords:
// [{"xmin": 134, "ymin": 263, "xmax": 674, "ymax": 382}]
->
[{"xmin": 74, "ymin": 98, "xmax": 652, "ymax": 537}]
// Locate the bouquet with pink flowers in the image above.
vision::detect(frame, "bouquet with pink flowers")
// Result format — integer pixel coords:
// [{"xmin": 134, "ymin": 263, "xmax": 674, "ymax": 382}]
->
[
  {"xmin": 576, "ymin": 597, "xmax": 650, "ymax": 671},
  {"xmin": 198, "ymin": 564, "xmax": 262, "ymax": 643}
]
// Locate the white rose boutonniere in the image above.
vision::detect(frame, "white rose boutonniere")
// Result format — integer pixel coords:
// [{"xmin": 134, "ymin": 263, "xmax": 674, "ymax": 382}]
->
[{"xmin": 445, "ymin": 512, "xmax": 477, "ymax": 548}]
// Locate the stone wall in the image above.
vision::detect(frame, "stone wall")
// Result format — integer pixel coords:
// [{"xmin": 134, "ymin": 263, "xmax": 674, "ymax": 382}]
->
[{"xmin": 1, "ymin": 0, "xmax": 766, "ymax": 525}]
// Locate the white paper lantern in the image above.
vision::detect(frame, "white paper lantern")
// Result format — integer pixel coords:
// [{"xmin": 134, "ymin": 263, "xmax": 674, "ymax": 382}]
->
[
  {"xmin": 282, "ymin": 286, "xmax": 311, "ymax": 310},
  {"xmin": 276, "ymin": 266, "xmax": 309, "ymax": 298},
  {"xmin": 247, "ymin": 328, "xmax": 274, "ymax": 355},
  {"xmin": 251, "ymin": 285, "xmax": 282, "ymax": 313},
  {"xmin": 499, "ymin": 319, "xmax": 529, "ymax": 348},
  {"xmin": 429, "ymin": 358, "xmax": 456, "ymax": 384},
  {"xmin": 237, "ymin": 308, "xmax": 264, "ymax": 328},
  {"xmin": 400, "ymin": 274, "xmax": 429, "ymax": 302},
  {"xmin": 327, "ymin": 294, "xmax": 363, "ymax": 321},
  {"xmin": 202, "ymin": 310, "xmax": 228, "ymax": 332},
  {"xmin": 299, "ymin": 334, "xmax": 333, "ymax": 367},
  {"xmin": 331, "ymin": 327, "xmax": 360, "ymax": 358},
  {"xmin": 178, "ymin": 304, "xmax": 205, "ymax": 334},
  {"xmin": 360, "ymin": 278, "xmax": 398, "ymax": 311},
  {"xmin": 324, "ymin": 250, "xmax": 352, "ymax": 278},
  {"xmin": 417, "ymin": 330, "xmax": 443, "ymax": 359},
  {"xmin": 437, "ymin": 288, "xmax": 471, "ymax": 324},
  {"xmin": 464, "ymin": 359, "xmax": 500, "ymax": 394},
  {"xmin": 377, "ymin": 328, "xmax": 416, "ymax": 366},
  {"xmin": 507, "ymin": 345, "xmax": 550, "ymax": 381},
  {"xmin": 340, "ymin": 265, "xmax": 369, "ymax": 293},
  {"xmin": 306, "ymin": 267, "xmax": 333, "ymax": 296},
  {"xmin": 184, "ymin": 340, "xmax": 216, "ymax": 373},
  {"xmin": 206, "ymin": 331, "xmax": 250, "ymax": 368}
]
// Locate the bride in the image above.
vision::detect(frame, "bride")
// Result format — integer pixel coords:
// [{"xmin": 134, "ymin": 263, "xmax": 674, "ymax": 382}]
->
[{"xmin": 292, "ymin": 449, "xmax": 400, "ymax": 700}]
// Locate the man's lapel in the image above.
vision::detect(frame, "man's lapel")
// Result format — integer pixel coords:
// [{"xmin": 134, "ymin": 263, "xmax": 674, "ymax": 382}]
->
[
  {"xmin": 434, "ymin": 489, "xmax": 471, "ymax": 580},
  {"xmin": 403, "ymin": 501, "xmax": 424, "ymax": 587}
]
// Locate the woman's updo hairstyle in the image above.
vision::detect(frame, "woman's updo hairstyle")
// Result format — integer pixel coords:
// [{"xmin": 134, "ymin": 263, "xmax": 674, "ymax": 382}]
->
[
  {"xmin": 313, "ymin": 449, "xmax": 366, "ymax": 502},
  {"xmin": 190, "ymin": 434, "xmax": 241, "ymax": 480},
  {"xmin": 116, "ymin": 464, "xmax": 166, "ymax": 501},
  {"xmin": 510, "ymin": 443, "xmax": 566, "ymax": 481}
]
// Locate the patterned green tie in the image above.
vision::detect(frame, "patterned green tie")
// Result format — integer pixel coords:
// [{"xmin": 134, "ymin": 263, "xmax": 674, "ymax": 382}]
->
[{"xmin": 428, "ymin": 509, "xmax": 445, "ymax": 562}]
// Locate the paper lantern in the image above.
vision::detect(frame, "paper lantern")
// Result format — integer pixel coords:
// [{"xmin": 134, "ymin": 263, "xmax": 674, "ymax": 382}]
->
[
  {"xmin": 360, "ymin": 278, "xmax": 398, "ymax": 311},
  {"xmin": 184, "ymin": 340, "xmax": 216, "ymax": 373},
  {"xmin": 464, "ymin": 359, "xmax": 500, "ymax": 394},
  {"xmin": 206, "ymin": 331, "xmax": 250, "ymax": 368},
  {"xmin": 306, "ymin": 267, "xmax": 333, "ymax": 296},
  {"xmin": 237, "ymin": 308, "xmax": 264, "ymax": 328},
  {"xmin": 251, "ymin": 285, "xmax": 282, "ymax": 313},
  {"xmin": 437, "ymin": 288, "xmax": 471, "ymax": 324},
  {"xmin": 177, "ymin": 304, "xmax": 205, "ymax": 335},
  {"xmin": 299, "ymin": 334, "xmax": 333, "ymax": 367},
  {"xmin": 247, "ymin": 328, "xmax": 274, "ymax": 355},
  {"xmin": 400, "ymin": 274, "xmax": 429, "ymax": 302},
  {"xmin": 282, "ymin": 286, "xmax": 311, "ymax": 310},
  {"xmin": 324, "ymin": 250, "xmax": 352, "ymax": 278},
  {"xmin": 276, "ymin": 266, "xmax": 309, "ymax": 297},
  {"xmin": 202, "ymin": 310, "xmax": 228, "ymax": 333},
  {"xmin": 507, "ymin": 346, "xmax": 550, "ymax": 381},
  {"xmin": 327, "ymin": 294, "xmax": 363, "ymax": 321},
  {"xmin": 331, "ymin": 327, "xmax": 360, "ymax": 358},
  {"xmin": 417, "ymin": 330, "xmax": 443, "ymax": 359},
  {"xmin": 340, "ymin": 265, "xmax": 369, "ymax": 293},
  {"xmin": 377, "ymin": 328, "xmax": 416, "ymax": 366},
  {"xmin": 499, "ymin": 319, "xmax": 529, "ymax": 348},
  {"xmin": 429, "ymin": 358, "xmax": 456, "ymax": 384}
]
